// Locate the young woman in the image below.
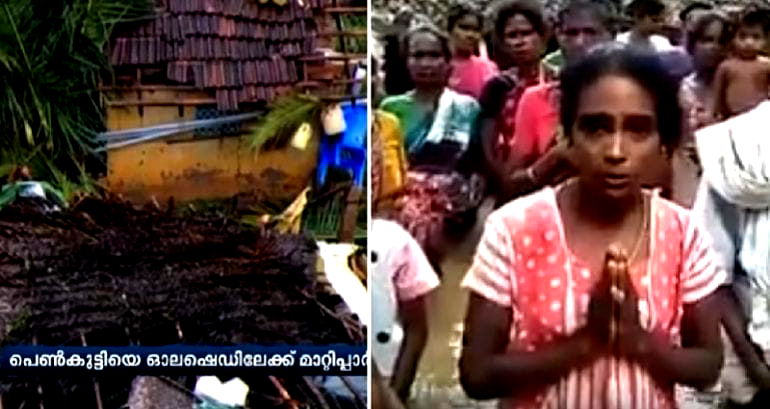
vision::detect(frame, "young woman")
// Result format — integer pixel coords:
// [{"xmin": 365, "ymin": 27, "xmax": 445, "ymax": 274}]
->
[
  {"xmin": 672, "ymin": 12, "xmax": 730, "ymax": 207},
  {"xmin": 476, "ymin": 0, "xmax": 558, "ymax": 204},
  {"xmin": 680, "ymin": 12, "xmax": 731, "ymax": 134},
  {"xmin": 460, "ymin": 46, "xmax": 726, "ymax": 408},
  {"xmin": 446, "ymin": 2, "xmax": 498, "ymax": 100},
  {"xmin": 379, "ymin": 26, "xmax": 483, "ymax": 272}
]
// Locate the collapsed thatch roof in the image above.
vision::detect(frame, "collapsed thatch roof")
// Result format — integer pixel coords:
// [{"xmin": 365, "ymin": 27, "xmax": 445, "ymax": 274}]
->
[
  {"xmin": 0, "ymin": 197, "xmax": 364, "ymax": 346},
  {"xmin": 0, "ymin": 196, "xmax": 365, "ymax": 407}
]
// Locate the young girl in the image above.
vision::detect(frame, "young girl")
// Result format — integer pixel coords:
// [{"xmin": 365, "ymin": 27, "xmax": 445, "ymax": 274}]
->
[
  {"xmin": 447, "ymin": 2, "xmax": 498, "ymax": 100},
  {"xmin": 712, "ymin": 9, "xmax": 770, "ymax": 120},
  {"xmin": 680, "ymin": 12, "xmax": 731, "ymax": 134},
  {"xmin": 674, "ymin": 12, "xmax": 731, "ymax": 207},
  {"xmin": 460, "ymin": 46, "xmax": 726, "ymax": 408}
]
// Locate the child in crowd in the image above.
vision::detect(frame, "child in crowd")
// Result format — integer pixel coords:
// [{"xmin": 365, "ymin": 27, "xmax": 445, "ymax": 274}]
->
[
  {"xmin": 712, "ymin": 9, "xmax": 770, "ymax": 120},
  {"xmin": 447, "ymin": 2, "xmax": 498, "ymax": 100},
  {"xmin": 680, "ymin": 1, "xmax": 714, "ymax": 34},
  {"xmin": 371, "ymin": 218, "xmax": 440, "ymax": 404},
  {"xmin": 617, "ymin": 0, "xmax": 675, "ymax": 52}
]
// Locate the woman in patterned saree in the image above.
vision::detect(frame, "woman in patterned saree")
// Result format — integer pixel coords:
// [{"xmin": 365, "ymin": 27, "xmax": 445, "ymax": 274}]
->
[
  {"xmin": 460, "ymin": 46, "xmax": 726, "ymax": 408},
  {"xmin": 379, "ymin": 26, "xmax": 484, "ymax": 274}
]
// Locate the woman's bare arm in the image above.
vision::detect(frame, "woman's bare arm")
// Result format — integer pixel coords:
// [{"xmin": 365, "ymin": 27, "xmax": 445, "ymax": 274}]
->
[
  {"xmin": 390, "ymin": 295, "xmax": 430, "ymax": 402},
  {"xmin": 479, "ymin": 116, "xmax": 506, "ymax": 180},
  {"xmin": 624, "ymin": 290, "xmax": 724, "ymax": 389},
  {"xmin": 720, "ymin": 285, "xmax": 770, "ymax": 389},
  {"xmin": 459, "ymin": 294, "xmax": 598, "ymax": 400},
  {"xmin": 373, "ymin": 363, "xmax": 407, "ymax": 409}
]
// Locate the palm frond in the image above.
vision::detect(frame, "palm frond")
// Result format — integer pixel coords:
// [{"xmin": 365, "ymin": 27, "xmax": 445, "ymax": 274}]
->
[
  {"xmin": 249, "ymin": 93, "xmax": 324, "ymax": 153},
  {"xmin": 0, "ymin": 0, "xmax": 153, "ymax": 183}
]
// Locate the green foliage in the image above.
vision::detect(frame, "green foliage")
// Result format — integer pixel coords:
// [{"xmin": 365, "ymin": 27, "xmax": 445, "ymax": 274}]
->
[
  {"xmin": 248, "ymin": 93, "xmax": 324, "ymax": 153},
  {"xmin": 335, "ymin": 14, "xmax": 367, "ymax": 54},
  {"xmin": 0, "ymin": 0, "xmax": 153, "ymax": 184}
]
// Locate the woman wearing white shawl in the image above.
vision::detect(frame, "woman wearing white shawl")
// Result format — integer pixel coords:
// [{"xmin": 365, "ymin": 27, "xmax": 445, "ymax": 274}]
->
[{"xmin": 692, "ymin": 101, "xmax": 770, "ymax": 405}]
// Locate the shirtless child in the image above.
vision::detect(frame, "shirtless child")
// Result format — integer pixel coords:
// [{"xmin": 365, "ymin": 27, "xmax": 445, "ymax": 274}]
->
[{"xmin": 712, "ymin": 9, "xmax": 770, "ymax": 120}]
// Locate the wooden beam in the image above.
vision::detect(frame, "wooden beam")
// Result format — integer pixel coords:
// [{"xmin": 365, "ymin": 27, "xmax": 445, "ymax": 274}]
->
[
  {"xmin": 298, "ymin": 54, "xmax": 367, "ymax": 62},
  {"xmin": 100, "ymin": 85, "xmax": 199, "ymax": 92},
  {"xmin": 324, "ymin": 6, "xmax": 367, "ymax": 13},
  {"xmin": 317, "ymin": 29, "xmax": 368, "ymax": 37},
  {"xmin": 106, "ymin": 99, "xmax": 217, "ymax": 107},
  {"xmin": 297, "ymin": 78, "xmax": 364, "ymax": 87}
]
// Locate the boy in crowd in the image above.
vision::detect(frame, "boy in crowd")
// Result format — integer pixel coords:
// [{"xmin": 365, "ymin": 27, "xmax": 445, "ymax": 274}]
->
[
  {"xmin": 712, "ymin": 9, "xmax": 770, "ymax": 120},
  {"xmin": 617, "ymin": 0, "xmax": 693, "ymax": 80},
  {"xmin": 617, "ymin": 0, "xmax": 675, "ymax": 52}
]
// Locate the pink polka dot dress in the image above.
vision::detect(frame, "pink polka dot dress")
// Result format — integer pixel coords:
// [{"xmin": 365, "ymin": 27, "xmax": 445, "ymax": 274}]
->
[{"xmin": 462, "ymin": 186, "xmax": 727, "ymax": 409}]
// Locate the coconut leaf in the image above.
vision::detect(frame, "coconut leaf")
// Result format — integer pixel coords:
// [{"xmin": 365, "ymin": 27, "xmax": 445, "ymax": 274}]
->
[
  {"xmin": 0, "ymin": 0, "xmax": 153, "ymax": 185},
  {"xmin": 249, "ymin": 93, "xmax": 324, "ymax": 153}
]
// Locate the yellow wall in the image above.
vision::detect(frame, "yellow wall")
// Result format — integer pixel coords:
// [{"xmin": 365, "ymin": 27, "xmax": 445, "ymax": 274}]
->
[{"xmin": 104, "ymin": 89, "xmax": 318, "ymax": 204}]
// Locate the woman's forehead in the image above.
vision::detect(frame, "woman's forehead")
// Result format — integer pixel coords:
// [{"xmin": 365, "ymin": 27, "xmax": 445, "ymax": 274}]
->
[
  {"xmin": 561, "ymin": 10, "xmax": 607, "ymax": 30},
  {"xmin": 456, "ymin": 13, "xmax": 481, "ymax": 28},
  {"xmin": 577, "ymin": 75, "xmax": 655, "ymax": 111},
  {"xmin": 505, "ymin": 14, "xmax": 536, "ymax": 31},
  {"xmin": 701, "ymin": 20, "xmax": 724, "ymax": 36},
  {"xmin": 409, "ymin": 32, "xmax": 442, "ymax": 49}
]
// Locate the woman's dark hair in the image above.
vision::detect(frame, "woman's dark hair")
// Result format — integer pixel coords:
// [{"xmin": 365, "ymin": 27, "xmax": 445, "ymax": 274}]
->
[
  {"xmin": 556, "ymin": 0, "xmax": 616, "ymax": 34},
  {"xmin": 447, "ymin": 2, "xmax": 484, "ymax": 32},
  {"xmin": 560, "ymin": 45, "xmax": 682, "ymax": 151},
  {"xmin": 402, "ymin": 25, "xmax": 453, "ymax": 62},
  {"xmin": 493, "ymin": 0, "xmax": 547, "ymax": 38},
  {"xmin": 685, "ymin": 11, "xmax": 731, "ymax": 54},
  {"xmin": 679, "ymin": 1, "xmax": 713, "ymax": 23}
]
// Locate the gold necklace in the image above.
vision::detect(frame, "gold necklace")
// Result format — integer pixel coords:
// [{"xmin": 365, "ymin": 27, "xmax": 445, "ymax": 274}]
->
[
  {"xmin": 627, "ymin": 192, "xmax": 649, "ymax": 264},
  {"xmin": 565, "ymin": 180, "xmax": 649, "ymax": 261}
]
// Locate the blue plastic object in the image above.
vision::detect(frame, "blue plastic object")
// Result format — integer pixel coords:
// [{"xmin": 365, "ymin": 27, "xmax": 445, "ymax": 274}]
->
[{"xmin": 316, "ymin": 102, "xmax": 367, "ymax": 187}]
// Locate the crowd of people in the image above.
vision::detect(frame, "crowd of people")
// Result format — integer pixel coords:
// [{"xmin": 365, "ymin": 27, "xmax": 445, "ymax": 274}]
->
[{"xmin": 371, "ymin": 0, "xmax": 770, "ymax": 408}]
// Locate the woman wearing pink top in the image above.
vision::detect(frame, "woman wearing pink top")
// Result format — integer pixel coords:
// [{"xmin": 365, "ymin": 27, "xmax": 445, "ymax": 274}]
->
[
  {"xmin": 460, "ymin": 47, "xmax": 726, "ymax": 408},
  {"xmin": 447, "ymin": 2, "xmax": 499, "ymax": 100}
]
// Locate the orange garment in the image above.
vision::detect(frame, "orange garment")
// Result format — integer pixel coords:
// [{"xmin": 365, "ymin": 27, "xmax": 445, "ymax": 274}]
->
[
  {"xmin": 513, "ymin": 82, "xmax": 561, "ymax": 161},
  {"xmin": 372, "ymin": 110, "xmax": 407, "ymax": 213}
]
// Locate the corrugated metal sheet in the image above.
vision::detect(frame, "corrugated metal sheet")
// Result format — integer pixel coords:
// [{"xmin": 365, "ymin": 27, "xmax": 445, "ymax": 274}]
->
[{"xmin": 110, "ymin": 0, "xmax": 324, "ymax": 110}]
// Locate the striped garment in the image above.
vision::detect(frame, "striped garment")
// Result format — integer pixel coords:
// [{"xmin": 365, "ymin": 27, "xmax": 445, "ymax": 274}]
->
[{"xmin": 462, "ymin": 186, "xmax": 727, "ymax": 409}]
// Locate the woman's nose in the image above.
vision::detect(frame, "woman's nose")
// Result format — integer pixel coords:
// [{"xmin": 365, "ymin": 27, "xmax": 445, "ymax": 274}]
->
[
  {"xmin": 605, "ymin": 133, "xmax": 626, "ymax": 162},
  {"xmin": 573, "ymin": 33, "xmax": 587, "ymax": 47}
]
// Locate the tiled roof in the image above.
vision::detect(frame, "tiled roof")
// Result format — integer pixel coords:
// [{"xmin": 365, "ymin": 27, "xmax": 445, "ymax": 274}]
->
[{"xmin": 110, "ymin": 0, "xmax": 326, "ymax": 110}]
